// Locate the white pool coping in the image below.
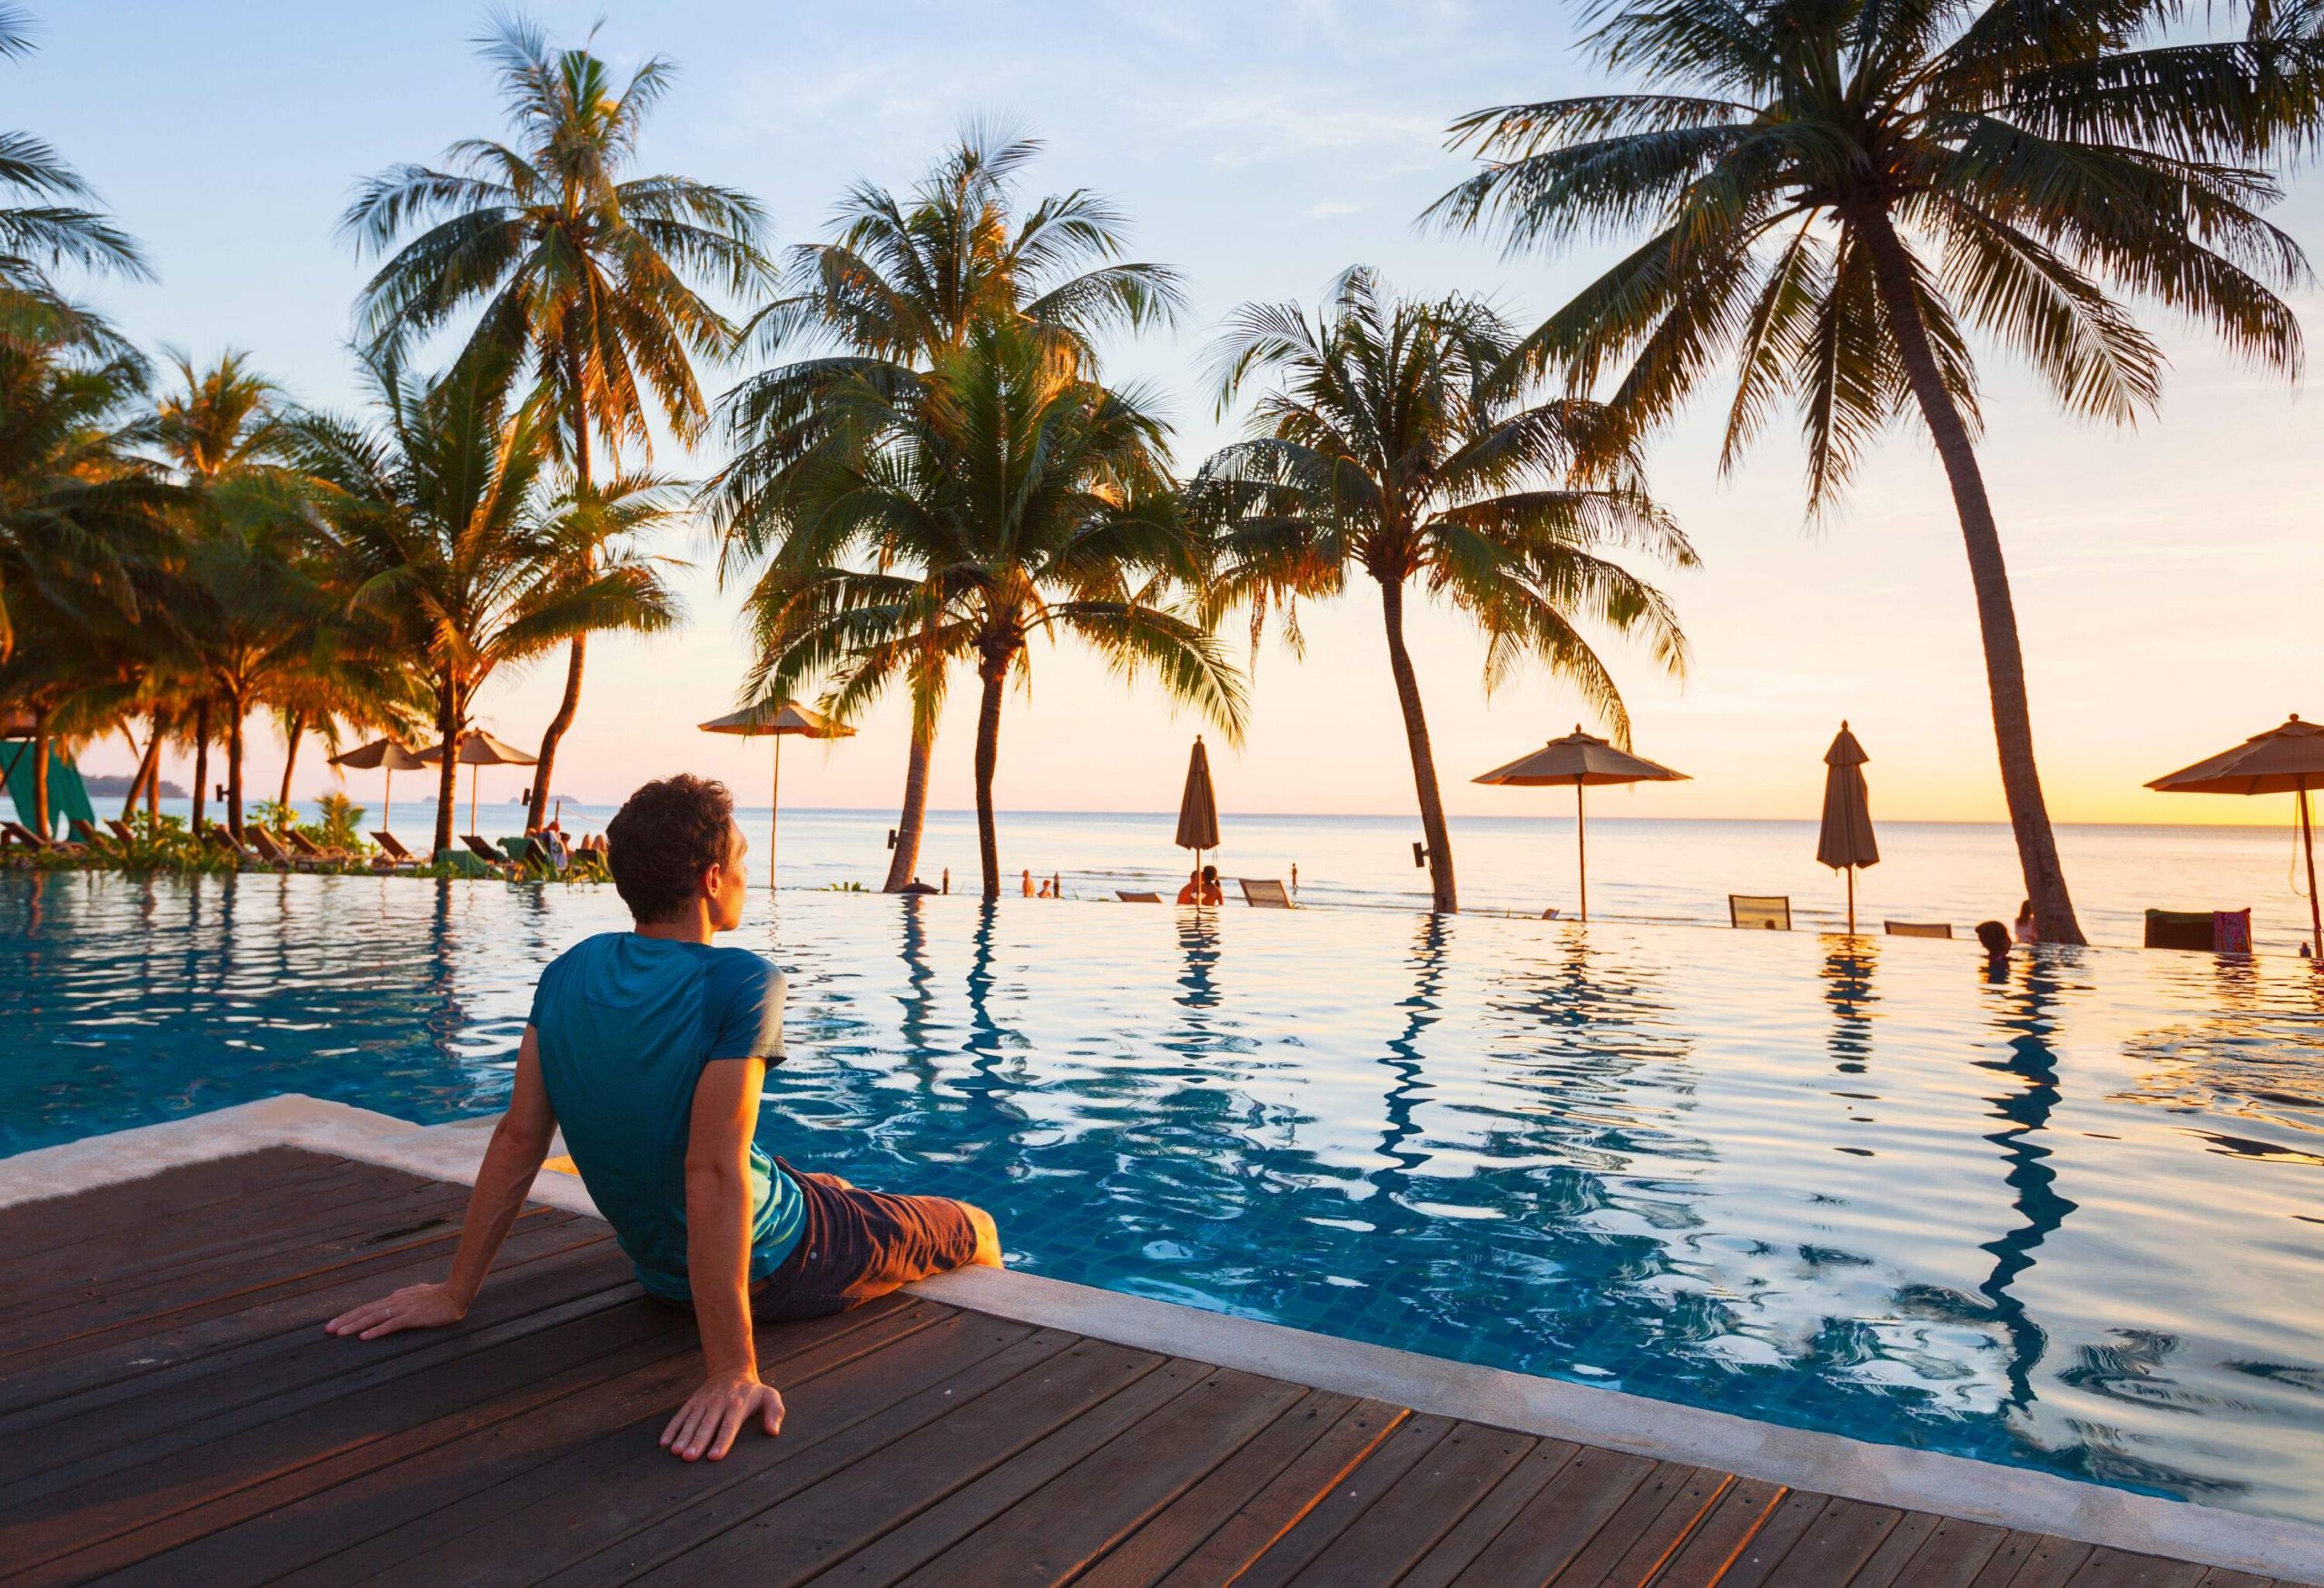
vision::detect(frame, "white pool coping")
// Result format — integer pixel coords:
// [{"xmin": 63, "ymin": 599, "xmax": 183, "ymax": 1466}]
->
[{"xmin": 4, "ymin": 1095, "xmax": 2318, "ymax": 1583}]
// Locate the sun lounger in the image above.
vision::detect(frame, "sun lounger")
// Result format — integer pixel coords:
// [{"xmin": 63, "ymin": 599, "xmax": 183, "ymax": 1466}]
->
[
  {"xmin": 2144, "ymin": 907, "xmax": 2251, "ymax": 953},
  {"xmin": 71, "ymin": 819, "xmax": 115, "ymax": 851},
  {"xmin": 1728, "ymin": 893, "xmax": 1791, "ymax": 931},
  {"xmin": 1238, "ymin": 878, "xmax": 1294, "ymax": 908},
  {"xmin": 460, "ymin": 833, "xmax": 511, "ymax": 869},
  {"xmin": 1884, "ymin": 921, "xmax": 1953, "ymax": 939},
  {"xmin": 202, "ymin": 827, "xmax": 260, "ymax": 866},
  {"xmin": 247, "ymin": 829, "xmax": 317, "ymax": 871},
  {"xmin": 105, "ymin": 818, "xmax": 137, "ymax": 844},
  {"xmin": 1116, "ymin": 890, "xmax": 1163, "ymax": 902},
  {"xmin": 371, "ymin": 832, "xmax": 421, "ymax": 868},
  {"xmin": 2, "ymin": 819, "xmax": 83, "ymax": 856}
]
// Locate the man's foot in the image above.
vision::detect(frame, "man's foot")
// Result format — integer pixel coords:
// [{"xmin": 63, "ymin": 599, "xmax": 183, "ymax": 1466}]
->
[{"xmin": 961, "ymin": 1202, "xmax": 1003, "ymax": 1267}]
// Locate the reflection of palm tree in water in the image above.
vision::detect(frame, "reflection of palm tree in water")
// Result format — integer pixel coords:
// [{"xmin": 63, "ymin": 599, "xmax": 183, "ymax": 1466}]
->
[
  {"xmin": 1974, "ymin": 952, "xmax": 2079, "ymax": 1411},
  {"xmin": 1373, "ymin": 912, "xmax": 1446, "ymax": 1191},
  {"xmin": 894, "ymin": 897, "xmax": 940, "ymax": 1080}
]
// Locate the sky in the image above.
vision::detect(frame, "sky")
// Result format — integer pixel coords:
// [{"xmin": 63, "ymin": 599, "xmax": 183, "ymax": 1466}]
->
[{"xmin": 23, "ymin": 0, "xmax": 2324, "ymax": 825}]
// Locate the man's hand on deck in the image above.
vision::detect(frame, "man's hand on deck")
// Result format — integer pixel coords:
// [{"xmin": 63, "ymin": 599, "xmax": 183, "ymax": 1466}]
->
[
  {"xmin": 325, "ymin": 1282, "xmax": 468, "ymax": 1340},
  {"xmin": 662, "ymin": 1369, "xmax": 784, "ymax": 1462}
]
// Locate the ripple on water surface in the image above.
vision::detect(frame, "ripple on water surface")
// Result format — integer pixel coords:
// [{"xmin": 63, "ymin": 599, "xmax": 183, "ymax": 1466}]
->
[{"xmin": 5, "ymin": 871, "xmax": 2322, "ymax": 1524}]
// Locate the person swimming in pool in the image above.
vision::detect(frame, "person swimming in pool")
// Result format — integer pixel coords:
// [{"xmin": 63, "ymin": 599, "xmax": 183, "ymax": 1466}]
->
[
  {"xmin": 1176, "ymin": 864, "xmax": 1224, "ymax": 905},
  {"xmin": 327, "ymin": 774, "xmax": 1002, "ymax": 1463}
]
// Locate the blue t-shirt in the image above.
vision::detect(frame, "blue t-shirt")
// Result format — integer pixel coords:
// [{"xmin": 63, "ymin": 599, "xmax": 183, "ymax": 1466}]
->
[{"xmin": 528, "ymin": 932, "xmax": 804, "ymax": 1300}]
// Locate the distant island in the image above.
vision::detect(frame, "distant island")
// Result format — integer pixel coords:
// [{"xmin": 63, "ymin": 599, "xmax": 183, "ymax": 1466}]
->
[{"xmin": 84, "ymin": 774, "xmax": 186, "ymax": 799}]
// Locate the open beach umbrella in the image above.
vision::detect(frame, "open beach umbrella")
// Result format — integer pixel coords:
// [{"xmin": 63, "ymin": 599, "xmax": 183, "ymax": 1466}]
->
[
  {"xmin": 1817, "ymin": 722, "xmax": 1880, "ymax": 934},
  {"xmin": 416, "ymin": 730, "xmax": 537, "ymax": 838},
  {"xmin": 1175, "ymin": 735, "xmax": 1221, "ymax": 903},
  {"xmin": 328, "ymin": 736, "xmax": 427, "ymax": 837},
  {"xmin": 2146, "ymin": 714, "xmax": 2324, "ymax": 958},
  {"xmin": 1473, "ymin": 725, "xmax": 1689, "ymax": 922},
  {"xmin": 698, "ymin": 699, "xmax": 854, "ymax": 888}
]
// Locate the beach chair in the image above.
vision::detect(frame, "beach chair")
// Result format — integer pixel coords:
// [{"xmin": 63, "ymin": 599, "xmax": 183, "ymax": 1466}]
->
[
  {"xmin": 286, "ymin": 831, "xmax": 340, "ymax": 865},
  {"xmin": 203, "ymin": 827, "xmax": 259, "ymax": 867},
  {"xmin": 105, "ymin": 818, "xmax": 136, "ymax": 845},
  {"xmin": 1728, "ymin": 894, "xmax": 1792, "ymax": 931},
  {"xmin": 460, "ymin": 833, "xmax": 511, "ymax": 870},
  {"xmin": 1116, "ymin": 890, "xmax": 1163, "ymax": 902},
  {"xmin": 72, "ymin": 819, "xmax": 115, "ymax": 852},
  {"xmin": 2143, "ymin": 907, "xmax": 2251, "ymax": 953},
  {"xmin": 2, "ymin": 819, "xmax": 83, "ymax": 856},
  {"xmin": 246, "ymin": 829, "xmax": 312, "ymax": 871},
  {"xmin": 1238, "ymin": 878, "xmax": 1294, "ymax": 909},
  {"xmin": 371, "ymin": 831, "xmax": 421, "ymax": 869},
  {"xmin": 1885, "ymin": 921, "xmax": 1954, "ymax": 939}
]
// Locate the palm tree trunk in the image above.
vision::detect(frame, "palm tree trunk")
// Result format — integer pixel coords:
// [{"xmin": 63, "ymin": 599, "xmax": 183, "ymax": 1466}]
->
[
  {"xmin": 191, "ymin": 698, "xmax": 212, "ymax": 836},
  {"xmin": 1858, "ymin": 208, "xmax": 2084, "ymax": 945},
  {"xmin": 123, "ymin": 722, "xmax": 159, "ymax": 822},
  {"xmin": 529, "ymin": 370, "xmax": 592, "ymax": 833},
  {"xmin": 432, "ymin": 680, "xmax": 462, "ymax": 860},
  {"xmin": 30, "ymin": 705, "xmax": 51, "ymax": 839},
  {"xmin": 1379, "ymin": 577, "xmax": 1457, "ymax": 913},
  {"xmin": 226, "ymin": 700, "xmax": 246, "ymax": 841},
  {"xmin": 883, "ymin": 722, "xmax": 936, "ymax": 892},
  {"xmin": 972, "ymin": 647, "xmax": 1010, "ymax": 902},
  {"xmin": 278, "ymin": 712, "xmax": 304, "ymax": 810}
]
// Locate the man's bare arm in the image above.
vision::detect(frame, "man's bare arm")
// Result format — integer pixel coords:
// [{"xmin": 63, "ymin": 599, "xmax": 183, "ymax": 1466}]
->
[
  {"xmin": 326, "ymin": 1029, "xmax": 557, "ymax": 1340},
  {"xmin": 661, "ymin": 1056, "xmax": 783, "ymax": 1462}
]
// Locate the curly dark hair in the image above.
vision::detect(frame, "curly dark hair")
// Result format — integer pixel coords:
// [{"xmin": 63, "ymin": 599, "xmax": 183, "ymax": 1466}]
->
[{"xmin": 606, "ymin": 774, "xmax": 736, "ymax": 922}]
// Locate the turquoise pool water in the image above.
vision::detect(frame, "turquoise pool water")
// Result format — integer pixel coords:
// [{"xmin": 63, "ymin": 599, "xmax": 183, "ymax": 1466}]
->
[{"xmin": 6, "ymin": 871, "xmax": 2321, "ymax": 1524}]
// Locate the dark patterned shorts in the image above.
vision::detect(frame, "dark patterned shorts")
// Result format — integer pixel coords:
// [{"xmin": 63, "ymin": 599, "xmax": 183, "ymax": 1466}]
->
[{"xmin": 750, "ymin": 1159, "xmax": 984, "ymax": 1322}]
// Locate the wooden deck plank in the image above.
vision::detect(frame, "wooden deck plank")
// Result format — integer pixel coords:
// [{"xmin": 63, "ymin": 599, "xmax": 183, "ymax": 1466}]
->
[
  {"xmin": 1541, "ymin": 1462, "xmax": 1731, "ymax": 1587},
  {"xmin": 1708, "ymin": 1490, "xmax": 1835, "ymax": 1588},
  {"xmin": 2064, "ymin": 1551, "xmax": 2212, "ymax": 1588},
  {"xmin": 1231, "ymin": 1415, "xmax": 1458, "ymax": 1587},
  {"xmin": 2190, "ymin": 1572, "xmax": 2280, "ymax": 1588},
  {"xmin": 96, "ymin": 1299, "xmax": 939, "ymax": 1588},
  {"xmin": 1757, "ymin": 1495, "xmax": 1904, "ymax": 1585},
  {"xmin": 1074, "ymin": 1394, "xmax": 1398, "ymax": 1588},
  {"xmin": 1968, "ymin": 1533, "xmax": 2097, "ymax": 1588},
  {"xmin": 885, "ymin": 1366, "xmax": 1315, "ymax": 1587},
  {"xmin": 0, "ymin": 1215, "xmax": 614, "ymax": 1424},
  {"xmin": 1874, "ymin": 1516, "xmax": 2014, "ymax": 1587},
  {"xmin": 1280, "ymin": 1421, "xmax": 1537, "ymax": 1588},
  {"xmin": 0, "ymin": 1239, "xmax": 639, "ymax": 1496},
  {"xmin": 1423, "ymin": 1441, "xmax": 1657, "ymax": 1585},
  {"xmin": 1389, "ymin": 1439, "xmax": 1583, "ymax": 1588},
  {"xmin": 0, "ymin": 1148, "xmax": 352, "ymax": 1259},
  {"xmin": 1637, "ymin": 1475, "xmax": 1789, "ymax": 1588},
  {"xmin": 317, "ymin": 1307, "xmax": 1037, "ymax": 1588}
]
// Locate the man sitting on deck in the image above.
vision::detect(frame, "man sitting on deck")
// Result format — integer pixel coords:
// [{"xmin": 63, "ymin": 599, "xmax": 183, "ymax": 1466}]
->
[{"xmin": 327, "ymin": 774, "xmax": 1002, "ymax": 1462}]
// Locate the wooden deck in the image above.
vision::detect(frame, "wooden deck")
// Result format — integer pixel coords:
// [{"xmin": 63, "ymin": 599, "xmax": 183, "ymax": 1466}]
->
[{"xmin": 0, "ymin": 1149, "xmax": 2297, "ymax": 1587}]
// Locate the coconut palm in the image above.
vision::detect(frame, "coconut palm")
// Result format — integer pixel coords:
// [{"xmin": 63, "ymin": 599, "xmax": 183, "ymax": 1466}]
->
[
  {"xmin": 342, "ymin": 11, "xmax": 769, "ymax": 831},
  {"xmin": 714, "ymin": 126, "xmax": 1182, "ymax": 890},
  {"xmin": 1192, "ymin": 269, "xmax": 1691, "ymax": 914},
  {"xmin": 294, "ymin": 345, "xmax": 682, "ymax": 857},
  {"xmin": 737, "ymin": 316, "xmax": 1244, "ymax": 901},
  {"xmin": 0, "ymin": 4, "xmax": 149, "ymax": 333},
  {"xmin": 1429, "ymin": 0, "xmax": 2313, "ymax": 943}
]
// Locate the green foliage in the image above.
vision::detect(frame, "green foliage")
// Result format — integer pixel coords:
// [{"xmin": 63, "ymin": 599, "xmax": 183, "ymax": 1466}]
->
[
  {"xmin": 822, "ymin": 880, "xmax": 869, "ymax": 892},
  {"xmin": 313, "ymin": 791, "xmax": 365, "ymax": 850}
]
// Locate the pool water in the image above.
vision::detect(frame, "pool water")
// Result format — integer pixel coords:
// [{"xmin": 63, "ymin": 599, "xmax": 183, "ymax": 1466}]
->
[{"xmin": 6, "ymin": 872, "xmax": 2321, "ymax": 1524}]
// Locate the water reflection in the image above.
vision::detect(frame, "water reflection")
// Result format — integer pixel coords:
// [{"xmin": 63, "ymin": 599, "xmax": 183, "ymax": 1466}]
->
[{"xmin": 1974, "ymin": 955, "xmax": 2077, "ymax": 1414}]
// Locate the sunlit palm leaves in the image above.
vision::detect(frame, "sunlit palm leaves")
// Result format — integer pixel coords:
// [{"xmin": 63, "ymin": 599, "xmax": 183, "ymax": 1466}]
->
[{"xmin": 1193, "ymin": 268, "xmax": 1691, "ymax": 914}]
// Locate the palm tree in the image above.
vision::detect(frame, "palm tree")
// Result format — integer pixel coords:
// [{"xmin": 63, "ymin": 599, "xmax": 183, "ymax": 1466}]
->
[
  {"xmin": 1192, "ymin": 269, "xmax": 1691, "ymax": 914},
  {"xmin": 295, "ymin": 346, "xmax": 681, "ymax": 858},
  {"xmin": 1429, "ymin": 0, "xmax": 2311, "ymax": 943},
  {"xmin": 713, "ymin": 126, "xmax": 1182, "ymax": 890},
  {"xmin": 341, "ymin": 12, "xmax": 770, "ymax": 831},
  {"xmin": 737, "ymin": 317, "xmax": 1245, "ymax": 901},
  {"xmin": 0, "ymin": 4, "xmax": 149, "ymax": 333}
]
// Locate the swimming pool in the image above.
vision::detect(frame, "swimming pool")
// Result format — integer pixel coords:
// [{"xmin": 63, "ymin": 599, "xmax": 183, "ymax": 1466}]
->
[{"xmin": 7, "ymin": 871, "xmax": 2320, "ymax": 1524}]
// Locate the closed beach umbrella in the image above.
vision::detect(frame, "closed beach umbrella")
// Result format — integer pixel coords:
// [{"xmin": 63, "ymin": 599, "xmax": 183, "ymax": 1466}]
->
[
  {"xmin": 698, "ymin": 699, "xmax": 854, "ymax": 888},
  {"xmin": 328, "ymin": 736, "xmax": 426, "ymax": 837},
  {"xmin": 1176, "ymin": 735, "xmax": 1221, "ymax": 902},
  {"xmin": 2146, "ymin": 714, "xmax": 2324, "ymax": 958},
  {"xmin": 416, "ymin": 730, "xmax": 537, "ymax": 838},
  {"xmin": 1473, "ymin": 725, "xmax": 1689, "ymax": 922},
  {"xmin": 1817, "ymin": 722, "xmax": 1880, "ymax": 934}
]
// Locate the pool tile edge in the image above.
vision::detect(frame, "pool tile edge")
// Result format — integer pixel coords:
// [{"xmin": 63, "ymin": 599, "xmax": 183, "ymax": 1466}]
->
[{"xmin": 5, "ymin": 1095, "xmax": 2318, "ymax": 1583}]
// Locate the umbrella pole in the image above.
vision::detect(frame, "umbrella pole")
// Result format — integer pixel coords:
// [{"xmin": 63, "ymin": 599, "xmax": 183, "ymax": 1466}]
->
[
  {"xmin": 468, "ymin": 764, "xmax": 478, "ymax": 836},
  {"xmin": 1576, "ymin": 781, "xmax": 1588, "ymax": 923},
  {"xmin": 1846, "ymin": 866, "xmax": 1856, "ymax": 935},
  {"xmin": 382, "ymin": 768, "xmax": 391, "ymax": 837},
  {"xmin": 770, "ymin": 735, "xmax": 781, "ymax": 891},
  {"xmin": 2303, "ymin": 781, "xmax": 2320, "ymax": 961}
]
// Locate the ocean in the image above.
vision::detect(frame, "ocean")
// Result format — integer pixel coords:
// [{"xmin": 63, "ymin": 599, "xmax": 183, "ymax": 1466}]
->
[{"xmin": 140, "ymin": 797, "xmax": 2324, "ymax": 955}]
